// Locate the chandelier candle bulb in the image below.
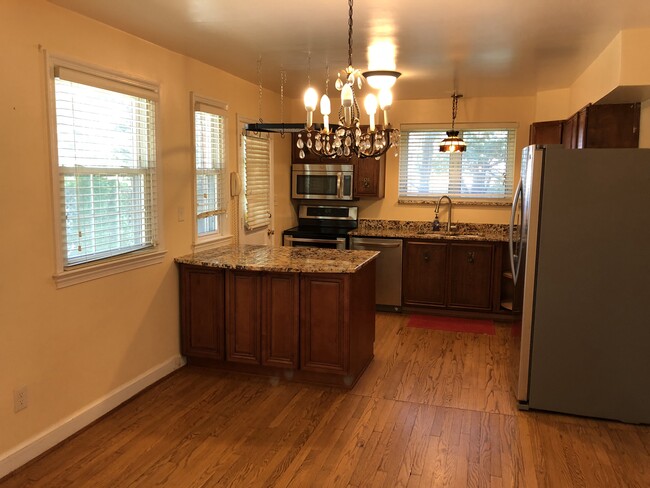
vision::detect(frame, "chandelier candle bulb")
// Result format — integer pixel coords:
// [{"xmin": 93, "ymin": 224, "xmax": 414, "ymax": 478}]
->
[
  {"xmin": 304, "ymin": 87, "xmax": 318, "ymax": 127},
  {"xmin": 342, "ymin": 84, "xmax": 353, "ymax": 126},
  {"xmin": 320, "ymin": 94, "xmax": 331, "ymax": 132},
  {"xmin": 378, "ymin": 88, "xmax": 392, "ymax": 126},
  {"xmin": 364, "ymin": 94, "xmax": 378, "ymax": 131}
]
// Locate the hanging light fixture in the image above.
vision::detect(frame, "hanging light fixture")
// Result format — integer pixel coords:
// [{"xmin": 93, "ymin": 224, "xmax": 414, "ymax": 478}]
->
[
  {"xmin": 296, "ymin": 0, "xmax": 400, "ymax": 160},
  {"xmin": 440, "ymin": 93, "xmax": 467, "ymax": 153}
]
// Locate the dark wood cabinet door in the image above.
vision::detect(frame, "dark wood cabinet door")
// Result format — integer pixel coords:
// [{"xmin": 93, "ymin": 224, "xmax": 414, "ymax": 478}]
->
[
  {"xmin": 529, "ymin": 120, "xmax": 563, "ymax": 145},
  {"xmin": 402, "ymin": 241, "xmax": 448, "ymax": 307},
  {"xmin": 448, "ymin": 243, "xmax": 495, "ymax": 310},
  {"xmin": 180, "ymin": 265, "xmax": 225, "ymax": 360},
  {"xmin": 300, "ymin": 274, "xmax": 348, "ymax": 374},
  {"xmin": 262, "ymin": 273, "xmax": 299, "ymax": 369},
  {"xmin": 563, "ymin": 113, "xmax": 579, "ymax": 148},
  {"xmin": 226, "ymin": 270, "xmax": 262, "ymax": 364},
  {"xmin": 584, "ymin": 103, "xmax": 640, "ymax": 148},
  {"xmin": 354, "ymin": 155, "xmax": 385, "ymax": 198}
]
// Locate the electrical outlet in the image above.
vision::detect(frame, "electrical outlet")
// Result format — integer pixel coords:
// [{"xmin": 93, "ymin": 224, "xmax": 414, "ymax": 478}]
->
[{"xmin": 14, "ymin": 386, "xmax": 28, "ymax": 413}]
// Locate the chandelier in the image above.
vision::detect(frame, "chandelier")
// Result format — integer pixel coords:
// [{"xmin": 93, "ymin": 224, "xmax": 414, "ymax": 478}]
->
[
  {"xmin": 296, "ymin": 0, "xmax": 400, "ymax": 160},
  {"xmin": 439, "ymin": 93, "xmax": 467, "ymax": 153}
]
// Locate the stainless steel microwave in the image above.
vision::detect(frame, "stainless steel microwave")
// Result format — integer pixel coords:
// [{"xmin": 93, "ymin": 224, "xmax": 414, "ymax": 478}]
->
[{"xmin": 291, "ymin": 164, "xmax": 354, "ymax": 200}]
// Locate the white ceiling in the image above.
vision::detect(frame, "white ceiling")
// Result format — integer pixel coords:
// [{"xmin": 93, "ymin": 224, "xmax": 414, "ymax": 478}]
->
[{"xmin": 48, "ymin": 0, "xmax": 650, "ymax": 101}]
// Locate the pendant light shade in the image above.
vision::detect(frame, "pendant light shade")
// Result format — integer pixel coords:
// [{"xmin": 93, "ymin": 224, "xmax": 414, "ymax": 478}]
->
[{"xmin": 440, "ymin": 93, "xmax": 466, "ymax": 153}]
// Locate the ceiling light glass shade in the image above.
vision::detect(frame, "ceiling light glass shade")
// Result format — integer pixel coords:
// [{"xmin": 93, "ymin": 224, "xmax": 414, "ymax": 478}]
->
[
  {"xmin": 439, "ymin": 130, "xmax": 467, "ymax": 152},
  {"xmin": 362, "ymin": 70, "xmax": 401, "ymax": 89}
]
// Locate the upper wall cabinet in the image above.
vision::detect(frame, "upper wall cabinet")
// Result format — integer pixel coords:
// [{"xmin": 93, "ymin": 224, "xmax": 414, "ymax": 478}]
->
[
  {"xmin": 530, "ymin": 103, "xmax": 641, "ymax": 149},
  {"xmin": 529, "ymin": 120, "xmax": 564, "ymax": 145},
  {"xmin": 574, "ymin": 103, "xmax": 640, "ymax": 148}
]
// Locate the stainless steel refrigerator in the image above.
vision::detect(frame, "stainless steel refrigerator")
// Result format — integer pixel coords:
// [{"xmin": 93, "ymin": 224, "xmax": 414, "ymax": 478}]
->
[{"xmin": 510, "ymin": 144, "xmax": 650, "ymax": 423}]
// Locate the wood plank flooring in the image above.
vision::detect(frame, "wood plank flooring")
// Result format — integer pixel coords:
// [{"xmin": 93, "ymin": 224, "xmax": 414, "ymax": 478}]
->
[{"xmin": 2, "ymin": 312, "xmax": 648, "ymax": 487}]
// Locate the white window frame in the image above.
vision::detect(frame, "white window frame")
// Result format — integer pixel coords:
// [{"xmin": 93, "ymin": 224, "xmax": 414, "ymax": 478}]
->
[
  {"xmin": 46, "ymin": 54, "xmax": 165, "ymax": 288},
  {"xmin": 398, "ymin": 122, "xmax": 518, "ymax": 205},
  {"xmin": 191, "ymin": 93, "xmax": 232, "ymax": 252}
]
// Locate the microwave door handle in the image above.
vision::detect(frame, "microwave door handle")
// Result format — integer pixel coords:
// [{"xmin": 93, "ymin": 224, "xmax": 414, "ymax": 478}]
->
[{"xmin": 336, "ymin": 173, "xmax": 342, "ymax": 199}]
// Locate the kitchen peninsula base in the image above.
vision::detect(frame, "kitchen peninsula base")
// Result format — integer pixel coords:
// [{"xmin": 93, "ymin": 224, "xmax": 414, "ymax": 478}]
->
[{"xmin": 176, "ymin": 246, "xmax": 377, "ymax": 389}]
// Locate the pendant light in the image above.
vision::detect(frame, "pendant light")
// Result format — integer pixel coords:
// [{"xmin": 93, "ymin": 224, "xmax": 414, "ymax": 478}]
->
[{"xmin": 440, "ymin": 93, "xmax": 467, "ymax": 153}]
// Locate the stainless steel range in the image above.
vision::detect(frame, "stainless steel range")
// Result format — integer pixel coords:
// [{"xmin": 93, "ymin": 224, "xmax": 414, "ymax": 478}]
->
[{"xmin": 282, "ymin": 204, "xmax": 358, "ymax": 250}]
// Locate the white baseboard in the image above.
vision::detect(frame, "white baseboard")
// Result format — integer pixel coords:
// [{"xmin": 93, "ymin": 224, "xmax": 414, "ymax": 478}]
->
[{"xmin": 0, "ymin": 354, "xmax": 185, "ymax": 479}]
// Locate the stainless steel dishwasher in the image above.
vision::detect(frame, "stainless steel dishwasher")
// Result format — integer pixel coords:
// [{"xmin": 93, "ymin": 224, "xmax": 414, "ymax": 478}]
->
[{"xmin": 350, "ymin": 237, "xmax": 402, "ymax": 312}]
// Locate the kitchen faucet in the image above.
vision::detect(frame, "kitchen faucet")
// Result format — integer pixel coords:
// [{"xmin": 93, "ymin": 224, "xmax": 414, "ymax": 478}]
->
[{"xmin": 434, "ymin": 195, "xmax": 453, "ymax": 232}]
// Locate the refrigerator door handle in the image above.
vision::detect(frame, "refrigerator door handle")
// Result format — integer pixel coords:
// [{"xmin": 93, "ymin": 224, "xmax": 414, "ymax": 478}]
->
[{"xmin": 509, "ymin": 179, "xmax": 523, "ymax": 284}]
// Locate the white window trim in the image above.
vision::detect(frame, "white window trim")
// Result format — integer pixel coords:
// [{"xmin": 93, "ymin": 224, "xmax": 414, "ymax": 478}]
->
[
  {"xmin": 45, "ymin": 52, "xmax": 166, "ymax": 288},
  {"xmin": 191, "ymin": 93, "xmax": 233, "ymax": 252},
  {"xmin": 398, "ymin": 122, "xmax": 519, "ymax": 205}
]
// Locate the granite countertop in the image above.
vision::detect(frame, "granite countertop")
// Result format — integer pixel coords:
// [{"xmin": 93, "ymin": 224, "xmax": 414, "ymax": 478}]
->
[
  {"xmin": 175, "ymin": 245, "xmax": 379, "ymax": 274},
  {"xmin": 349, "ymin": 219, "xmax": 512, "ymax": 242}
]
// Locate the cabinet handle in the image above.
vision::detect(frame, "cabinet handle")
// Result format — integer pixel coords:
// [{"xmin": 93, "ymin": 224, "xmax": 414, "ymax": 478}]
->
[
  {"xmin": 467, "ymin": 251, "xmax": 475, "ymax": 264},
  {"xmin": 423, "ymin": 252, "xmax": 430, "ymax": 262},
  {"xmin": 363, "ymin": 177, "xmax": 370, "ymax": 188}
]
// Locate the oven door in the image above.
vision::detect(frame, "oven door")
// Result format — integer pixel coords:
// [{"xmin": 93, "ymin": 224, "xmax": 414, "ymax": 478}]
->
[{"xmin": 283, "ymin": 235, "xmax": 347, "ymax": 250}]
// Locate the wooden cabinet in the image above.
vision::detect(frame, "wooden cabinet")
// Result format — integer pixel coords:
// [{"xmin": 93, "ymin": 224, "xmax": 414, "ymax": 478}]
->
[
  {"xmin": 179, "ymin": 265, "xmax": 225, "ymax": 360},
  {"xmin": 226, "ymin": 270, "xmax": 262, "ymax": 364},
  {"xmin": 178, "ymin": 261, "xmax": 376, "ymax": 388},
  {"xmin": 448, "ymin": 243, "xmax": 495, "ymax": 310},
  {"xmin": 402, "ymin": 241, "xmax": 447, "ymax": 307},
  {"xmin": 300, "ymin": 262, "xmax": 375, "ymax": 380},
  {"xmin": 529, "ymin": 120, "xmax": 564, "ymax": 145},
  {"xmin": 402, "ymin": 240, "xmax": 502, "ymax": 313},
  {"xmin": 300, "ymin": 274, "xmax": 348, "ymax": 374},
  {"xmin": 579, "ymin": 103, "xmax": 640, "ymax": 148},
  {"xmin": 534, "ymin": 103, "xmax": 640, "ymax": 149},
  {"xmin": 262, "ymin": 273, "xmax": 299, "ymax": 369},
  {"xmin": 354, "ymin": 155, "xmax": 385, "ymax": 198}
]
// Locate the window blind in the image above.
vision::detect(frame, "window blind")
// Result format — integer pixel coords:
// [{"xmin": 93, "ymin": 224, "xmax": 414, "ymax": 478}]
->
[
  {"xmin": 242, "ymin": 132, "xmax": 271, "ymax": 230},
  {"xmin": 194, "ymin": 108, "xmax": 226, "ymax": 236},
  {"xmin": 54, "ymin": 76, "xmax": 158, "ymax": 267},
  {"xmin": 399, "ymin": 127, "xmax": 516, "ymax": 200}
]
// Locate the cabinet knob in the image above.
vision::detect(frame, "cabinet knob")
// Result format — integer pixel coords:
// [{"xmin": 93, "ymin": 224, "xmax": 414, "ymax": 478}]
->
[
  {"xmin": 467, "ymin": 251, "xmax": 475, "ymax": 264},
  {"xmin": 362, "ymin": 177, "xmax": 370, "ymax": 188},
  {"xmin": 423, "ymin": 252, "xmax": 430, "ymax": 262}
]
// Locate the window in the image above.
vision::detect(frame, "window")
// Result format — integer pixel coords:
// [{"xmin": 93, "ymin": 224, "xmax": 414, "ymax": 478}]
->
[
  {"xmin": 193, "ymin": 97, "xmax": 228, "ymax": 241},
  {"xmin": 399, "ymin": 126, "xmax": 516, "ymax": 201},
  {"xmin": 242, "ymin": 131, "xmax": 271, "ymax": 230},
  {"xmin": 49, "ymin": 60, "xmax": 162, "ymax": 284}
]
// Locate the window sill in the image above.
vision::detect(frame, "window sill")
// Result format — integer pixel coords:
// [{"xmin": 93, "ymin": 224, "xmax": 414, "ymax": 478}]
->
[
  {"xmin": 398, "ymin": 199, "xmax": 511, "ymax": 207},
  {"xmin": 53, "ymin": 249, "xmax": 167, "ymax": 289},
  {"xmin": 193, "ymin": 235, "xmax": 233, "ymax": 253}
]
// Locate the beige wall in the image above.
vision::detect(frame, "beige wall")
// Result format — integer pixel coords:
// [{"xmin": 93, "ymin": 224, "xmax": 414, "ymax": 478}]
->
[{"xmin": 0, "ymin": 0, "xmax": 290, "ymax": 459}]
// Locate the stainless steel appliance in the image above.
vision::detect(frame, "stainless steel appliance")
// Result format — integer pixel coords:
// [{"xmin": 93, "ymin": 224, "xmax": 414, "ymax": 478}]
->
[
  {"xmin": 350, "ymin": 237, "xmax": 402, "ymax": 312},
  {"xmin": 291, "ymin": 163, "xmax": 354, "ymax": 200},
  {"xmin": 510, "ymin": 144, "xmax": 650, "ymax": 423},
  {"xmin": 282, "ymin": 204, "xmax": 358, "ymax": 250}
]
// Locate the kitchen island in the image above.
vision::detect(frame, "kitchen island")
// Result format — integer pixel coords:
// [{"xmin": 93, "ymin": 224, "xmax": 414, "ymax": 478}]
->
[{"xmin": 175, "ymin": 245, "xmax": 378, "ymax": 388}]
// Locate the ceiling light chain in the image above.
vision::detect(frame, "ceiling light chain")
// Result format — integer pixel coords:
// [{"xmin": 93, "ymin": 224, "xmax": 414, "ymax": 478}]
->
[{"xmin": 257, "ymin": 55, "xmax": 263, "ymax": 123}]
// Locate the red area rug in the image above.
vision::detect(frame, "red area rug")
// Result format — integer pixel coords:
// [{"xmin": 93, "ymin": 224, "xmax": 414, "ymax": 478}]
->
[{"xmin": 407, "ymin": 314, "xmax": 496, "ymax": 335}]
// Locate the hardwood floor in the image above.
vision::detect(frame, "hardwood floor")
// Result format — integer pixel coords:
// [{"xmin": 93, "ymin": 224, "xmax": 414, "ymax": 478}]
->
[{"xmin": 2, "ymin": 313, "xmax": 648, "ymax": 487}]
